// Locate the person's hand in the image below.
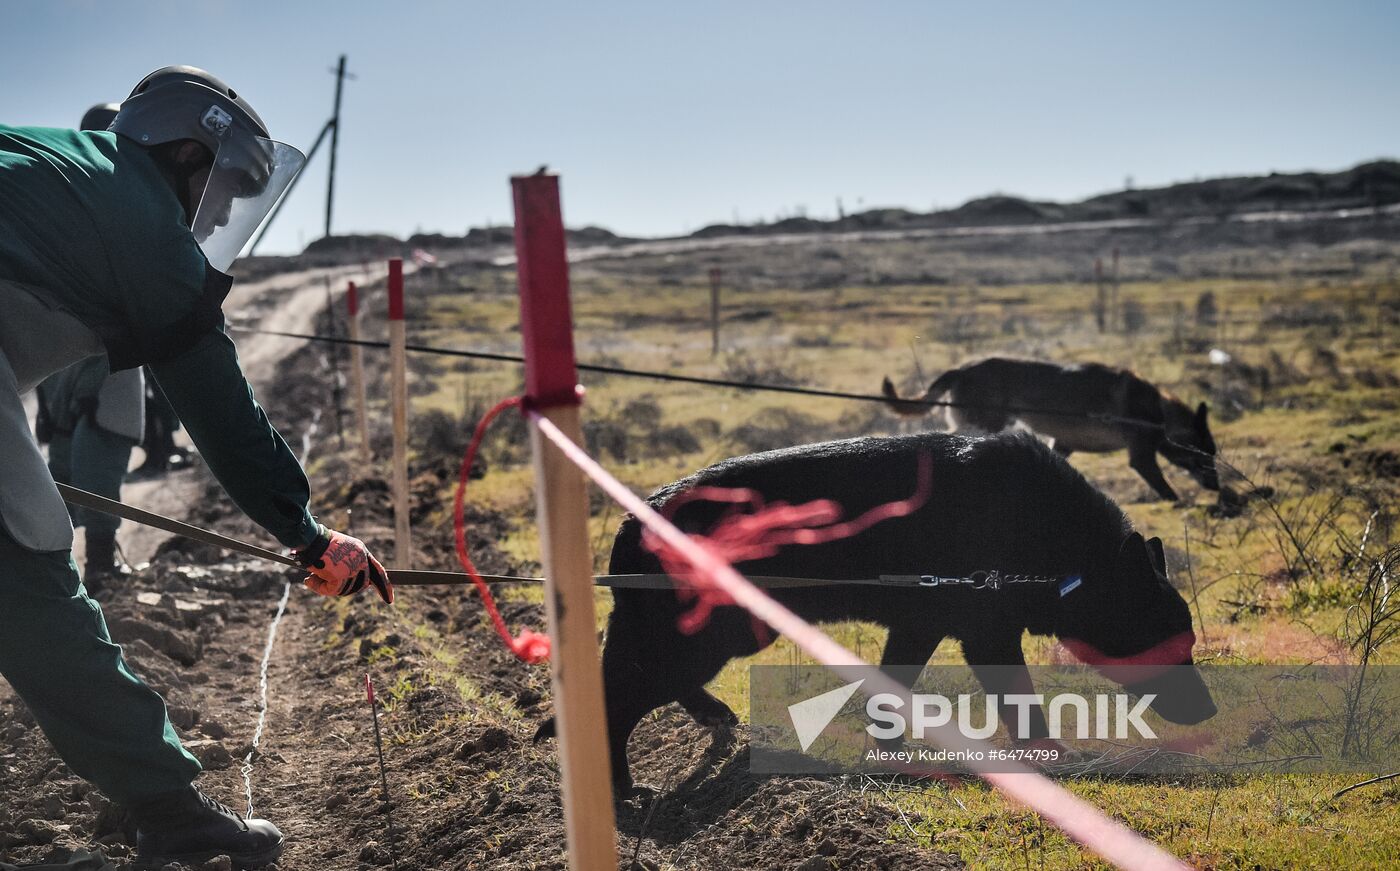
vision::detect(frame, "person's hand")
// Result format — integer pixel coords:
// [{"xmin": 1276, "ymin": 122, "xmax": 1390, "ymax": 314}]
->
[{"xmin": 294, "ymin": 525, "xmax": 393, "ymax": 604}]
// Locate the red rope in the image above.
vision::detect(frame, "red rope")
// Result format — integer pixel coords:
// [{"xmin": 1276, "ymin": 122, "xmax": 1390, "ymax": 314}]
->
[
  {"xmin": 644, "ymin": 453, "xmax": 934, "ymax": 635},
  {"xmin": 453, "ymin": 395, "xmax": 552, "ymax": 664}
]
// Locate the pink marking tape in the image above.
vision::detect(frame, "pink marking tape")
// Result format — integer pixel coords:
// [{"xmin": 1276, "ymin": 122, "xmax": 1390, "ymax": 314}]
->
[{"xmin": 528, "ymin": 411, "xmax": 1186, "ymax": 871}]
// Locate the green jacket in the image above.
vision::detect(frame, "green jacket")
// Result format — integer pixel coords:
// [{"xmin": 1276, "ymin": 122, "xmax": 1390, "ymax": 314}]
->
[{"xmin": 0, "ymin": 125, "xmax": 318, "ymax": 548}]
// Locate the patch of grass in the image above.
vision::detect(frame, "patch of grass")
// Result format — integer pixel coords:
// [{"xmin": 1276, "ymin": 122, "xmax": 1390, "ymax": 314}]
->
[
  {"xmin": 377, "ymin": 255, "xmax": 1399, "ymax": 865},
  {"xmin": 895, "ymin": 774, "xmax": 1400, "ymax": 869},
  {"xmin": 365, "ymin": 645, "xmax": 398, "ymax": 667}
]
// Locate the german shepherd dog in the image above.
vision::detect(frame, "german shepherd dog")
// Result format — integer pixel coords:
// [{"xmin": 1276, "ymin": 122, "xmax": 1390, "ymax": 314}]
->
[
  {"xmin": 536, "ymin": 431, "xmax": 1217, "ymax": 793},
  {"xmin": 881, "ymin": 357, "xmax": 1219, "ymax": 502}
]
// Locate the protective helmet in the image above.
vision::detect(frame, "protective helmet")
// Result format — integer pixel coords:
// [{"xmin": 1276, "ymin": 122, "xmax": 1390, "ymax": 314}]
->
[
  {"xmin": 110, "ymin": 66, "xmax": 306, "ymax": 272},
  {"xmin": 79, "ymin": 103, "xmax": 121, "ymax": 132}
]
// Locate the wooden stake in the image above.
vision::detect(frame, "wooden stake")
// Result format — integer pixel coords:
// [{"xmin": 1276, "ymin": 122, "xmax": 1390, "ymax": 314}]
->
[
  {"xmin": 709, "ymin": 266, "xmax": 723, "ymax": 357},
  {"xmin": 512, "ymin": 172, "xmax": 618, "ymax": 870},
  {"xmin": 388, "ymin": 259, "xmax": 412, "ymax": 568},
  {"xmin": 324, "ymin": 276, "xmax": 345, "ymax": 451},
  {"xmin": 346, "ymin": 281, "xmax": 372, "ymax": 462},
  {"xmin": 1111, "ymin": 246, "xmax": 1121, "ymax": 333},
  {"xmin": 1094, "ymin": 257, "xmax": 1106, "ymax": 333}
]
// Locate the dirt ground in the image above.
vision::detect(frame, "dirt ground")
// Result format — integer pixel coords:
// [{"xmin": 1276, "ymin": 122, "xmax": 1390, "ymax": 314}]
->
[
  {"xmin": 3, "ymin": 202, "xmax": 1397, "ymax": 869},
  {"xmin": 0, "ymin": 468, "xmax": 958, "ymax": 871},
  {"xmin": 0, "ymin": 261, "xmax": 960, "ymax": 870}
]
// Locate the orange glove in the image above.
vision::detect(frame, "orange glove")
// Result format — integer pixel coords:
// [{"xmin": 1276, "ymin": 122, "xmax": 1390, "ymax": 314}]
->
[{"xmin": 294, "ymin": 525, "xmax": 394, "ymax": 604}]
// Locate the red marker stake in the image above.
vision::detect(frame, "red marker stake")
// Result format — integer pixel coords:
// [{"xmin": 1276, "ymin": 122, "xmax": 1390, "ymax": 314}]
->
[
  {"xmin": 364, "ymin": 674, "xmax": 400, "ymax": 871},
  {"xmin": 513, "ymin": 172, "xmax": 619, "ymax": 869}
]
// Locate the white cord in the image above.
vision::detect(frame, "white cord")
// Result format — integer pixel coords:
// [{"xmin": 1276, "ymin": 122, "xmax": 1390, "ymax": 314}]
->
[{"xmin": 241, "ymin": 581, "xmax": 292, "ymax": 819}]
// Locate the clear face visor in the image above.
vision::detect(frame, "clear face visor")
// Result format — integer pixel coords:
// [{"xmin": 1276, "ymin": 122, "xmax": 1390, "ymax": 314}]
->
[{"xmin": 191, "ymin": 135, "xmax": 306, "ymax": 272}]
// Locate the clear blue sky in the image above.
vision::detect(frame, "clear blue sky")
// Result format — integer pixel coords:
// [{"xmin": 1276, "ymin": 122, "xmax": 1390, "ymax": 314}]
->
[{"xmin": 4, "ymin": 1, "xmax": 1397, "ymax": 254}]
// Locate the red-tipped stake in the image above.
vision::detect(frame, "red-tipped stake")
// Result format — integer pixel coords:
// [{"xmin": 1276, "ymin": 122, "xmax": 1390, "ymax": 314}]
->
[
  {"xmin": 346, "ymin": 280, "xmax": 372, "ymax": 462},
  {"xmin": 364, "ymin": 673, "xmax": 401, "ymax": 871},
  {"xmin": 513, "ymin": 171, "xmax": 619, "ymax": 868},
  {"xmin": 388, "ymin": 258, "xmax": 412, "ymax": 567}
]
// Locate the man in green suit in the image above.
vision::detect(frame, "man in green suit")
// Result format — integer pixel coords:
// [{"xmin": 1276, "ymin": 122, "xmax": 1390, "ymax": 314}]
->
[
  {"xmin": 34, "ymin": 103, "xmax": 144, "ymax": 590},
  {"xmin": 1, "ymin": 68, "xmax": 392, "ymax": 869}
]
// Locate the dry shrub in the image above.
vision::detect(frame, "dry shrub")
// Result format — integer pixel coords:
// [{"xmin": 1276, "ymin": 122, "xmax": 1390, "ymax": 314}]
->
[{"xmin": 719, "ymin": 349, "xmax": 809, "ymax": 387}]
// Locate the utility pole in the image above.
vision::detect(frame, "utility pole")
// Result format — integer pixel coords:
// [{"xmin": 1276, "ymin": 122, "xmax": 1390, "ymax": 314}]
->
[
  {"xmin": 248, "ymin": 119, "xmax": 333, "ymax": 256},
  {"xmin": 325, "ymin": 55, "xmax": 354, "ymax": 238},
  {"xmin": 244, "ymin": 55, "xmax": 353, "ymax": 256}
]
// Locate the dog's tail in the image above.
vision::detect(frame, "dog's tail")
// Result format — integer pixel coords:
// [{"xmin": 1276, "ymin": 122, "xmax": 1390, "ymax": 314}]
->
[{"xmin": 881, "ymin": 369, "xmax": 960, "ymax": 418}]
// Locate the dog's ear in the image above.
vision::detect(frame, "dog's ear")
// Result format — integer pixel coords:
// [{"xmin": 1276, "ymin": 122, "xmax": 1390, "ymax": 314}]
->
[
  {"xmin": 1145, "ymin": 536, "xmax": 1167, "ymax": 578},
  {"xmin": 1118, "ymin": 531, "xmax": 1144, "ymax": 556},
  {"xmin": 1196, "ymin": 402, "xmax": 1209, "ymax": 424},
  {"xmin": 1113, "ymin": 532, "xmax": 1155, "ymax": 590}
]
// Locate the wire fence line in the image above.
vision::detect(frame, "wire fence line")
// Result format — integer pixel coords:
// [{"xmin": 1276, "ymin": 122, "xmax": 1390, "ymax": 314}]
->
[{"xmin": 228, "ymin": 325, "xmax": 1167, "ymax": 430}]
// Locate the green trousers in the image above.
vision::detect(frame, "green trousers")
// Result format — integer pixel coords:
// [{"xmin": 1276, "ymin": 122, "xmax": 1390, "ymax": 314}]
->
[
  {"xmin": 47, "ymin": 422, "xmax": 136, "ymax": 536},
  {"xmin": 0, "ymin": 524, "xmax": 201, "ymax": 803}
]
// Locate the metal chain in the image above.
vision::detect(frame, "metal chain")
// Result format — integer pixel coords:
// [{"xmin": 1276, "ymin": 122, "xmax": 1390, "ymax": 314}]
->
[{"xmin": 878, "ymin": 569, "xmax": 1070, "ymax": 590}]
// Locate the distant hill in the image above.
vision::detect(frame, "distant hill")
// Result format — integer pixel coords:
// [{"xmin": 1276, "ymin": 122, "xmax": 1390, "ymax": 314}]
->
[
  {"xmin": 691, "ymin": 159, "xmax": 1400, "ymax": 237},
  {"xmin": 301, "ymin": 233, "xmax": 404, "ymax": 256},
  {"xmin": 294, "ymin": 159, "xmax": 1400, "ymax": 256}
]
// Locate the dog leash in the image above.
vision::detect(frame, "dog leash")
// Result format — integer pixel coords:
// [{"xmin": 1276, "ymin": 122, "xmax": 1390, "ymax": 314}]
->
[{"xmin": 56, "ymin": 483, "xmax": 1081, "ymax": 594}]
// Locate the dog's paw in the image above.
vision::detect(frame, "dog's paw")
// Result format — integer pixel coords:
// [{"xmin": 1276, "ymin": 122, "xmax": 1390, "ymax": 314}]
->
[
  {"xmin": 617, "ymin": 783, "xmax": 660, "ymax": 807},
  {"xmin": 697, "ymin": 709, "xmax": 740, "ymax": 735},
  {"xmin": 533, "ymin": 717, "xmax": 557, "ymax": 743}
]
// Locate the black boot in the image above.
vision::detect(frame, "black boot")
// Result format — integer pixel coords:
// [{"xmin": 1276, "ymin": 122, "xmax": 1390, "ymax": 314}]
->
[
  {"xmin": 130, "ymin": 786, "xmax": 284, "ymax": 869},
  {"xmin": 82, "ymin": 529, "xmax": 130, "ymax": 596}
]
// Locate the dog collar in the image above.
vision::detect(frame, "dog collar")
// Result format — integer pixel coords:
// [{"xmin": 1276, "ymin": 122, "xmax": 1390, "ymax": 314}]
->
[{"xmin": 878, "ymin": 570, "xmax": 1083, "ymax": 593}]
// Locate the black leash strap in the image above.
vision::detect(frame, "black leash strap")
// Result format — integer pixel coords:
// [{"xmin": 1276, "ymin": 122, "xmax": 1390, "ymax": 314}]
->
[
  {"xmin": 57, "ymin": 482, "xmax": 535, "ymax": 585},
  {"xmin": 57, "ymin": 484, "xmax": 1077, "ymax": 592},
  {"xmin": 58, "ymin": 483, "xmax": 300, "ymax": 569}
]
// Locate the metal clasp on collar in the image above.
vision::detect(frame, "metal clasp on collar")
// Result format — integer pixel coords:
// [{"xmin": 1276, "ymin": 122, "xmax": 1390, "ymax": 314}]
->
[
  {"xmin": 970, "ymin": 569, "xmax": 1001, "ymax": 590},
  {"xmin": 912, "ymin": 570, "xmax": 1002, "ymax": 589},
  {"xmin": 915, "ymin": 575, "xmax": 959, "ymax": 588},
  {"xmin": 903, "ymin": 569, "xmax": 1064, "ymax": 591}
]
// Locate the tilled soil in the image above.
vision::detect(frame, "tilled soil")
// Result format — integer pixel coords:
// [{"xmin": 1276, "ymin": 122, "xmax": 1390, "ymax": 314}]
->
[
  {"xmin": 1, "ymin": 463, "xmax": 960, "ymax": 871},
  {"xmin": 2, "ymin": 260, "xmax": 963, "ymax": 869}
]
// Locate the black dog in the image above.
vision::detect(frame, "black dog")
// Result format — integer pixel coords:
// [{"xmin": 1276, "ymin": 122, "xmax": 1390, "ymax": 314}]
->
[{"xmin": 538, "ymin": 431, "xmax": 1216, "ymax": 793}]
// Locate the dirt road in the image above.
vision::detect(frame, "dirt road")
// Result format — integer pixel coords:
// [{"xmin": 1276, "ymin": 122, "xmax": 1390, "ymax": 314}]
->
[{"xmin": 117, "ymin": 261, "xmax": 408, "ymax": 566}]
